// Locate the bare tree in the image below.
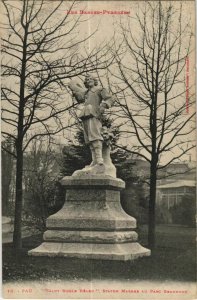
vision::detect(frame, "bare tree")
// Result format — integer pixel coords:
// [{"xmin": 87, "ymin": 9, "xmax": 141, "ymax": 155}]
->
[
  {"xmin": 1, "ymin": 0, "xmax": 113, "ymax": 250},
  {"xmin": 108, "ymin": 1, "xmax": 195, "ymax": 248},
  {"xmin": 2, "ymin": 138, "xmax": 14, "ymax": 216}
]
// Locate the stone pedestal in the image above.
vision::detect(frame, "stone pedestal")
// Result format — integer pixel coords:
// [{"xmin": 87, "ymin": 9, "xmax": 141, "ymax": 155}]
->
[{"xmin": 28, "ymin": 175, "xmax": 150, "ymax": 260}]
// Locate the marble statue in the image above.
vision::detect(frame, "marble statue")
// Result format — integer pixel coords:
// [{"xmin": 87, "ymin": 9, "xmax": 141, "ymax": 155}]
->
[
  {"xmin": 29, "ymin": 74, "xmax": 151, "ymax": 261},
  {"xmin": 68, "ymin": 74, "xmax": 116, "ymax": 177}
]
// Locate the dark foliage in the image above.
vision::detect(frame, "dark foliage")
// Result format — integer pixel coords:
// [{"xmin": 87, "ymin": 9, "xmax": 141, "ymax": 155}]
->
[
  {"xmin": 61, "ymin": 132, "xmax": 91, "ymax": 177},
  {"xmin": 170, "ymin": 194, "xmax": 196, "ymax": 227},
  {"xmin": 156, "ymin": 205, "xmax": 172, "ymax": 224},
  {"xmin": 121, "ymin": 182, "xmax": 149, "ymax": 225}
]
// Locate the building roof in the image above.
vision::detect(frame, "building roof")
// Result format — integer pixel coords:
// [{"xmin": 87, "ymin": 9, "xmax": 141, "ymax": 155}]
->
[{"xmin": 157, "ymin": 180, "xmax": 196, "ymax": 189}]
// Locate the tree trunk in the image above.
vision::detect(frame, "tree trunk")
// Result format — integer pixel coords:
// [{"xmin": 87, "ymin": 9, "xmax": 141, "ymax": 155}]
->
[
  {"xmin": 13, "ymin": 24, "xmax": 28, "ymax": 250},
  {"xmin": 13, "ymin": 141, "xmax": 23, "ymax": 250},
  {"xmin": 148, "ymin": 160, "xmax": 157, "ymax": 249},
  {"xmin": 2, "ymin": 147, "xmax": 14, "ymax": 215}
]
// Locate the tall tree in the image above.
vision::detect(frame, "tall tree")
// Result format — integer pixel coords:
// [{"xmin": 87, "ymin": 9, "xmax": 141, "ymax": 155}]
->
[
  {"xmin": 109, "ymin": 2, "xmax": 195, "ymax": 248},
  {"xmin": 2, "ymin": 139, "xmax": 14, "ymax": 216},
  {"xmin": 1, "ymin": 0, "xmax": 113, "ymax": 250}
]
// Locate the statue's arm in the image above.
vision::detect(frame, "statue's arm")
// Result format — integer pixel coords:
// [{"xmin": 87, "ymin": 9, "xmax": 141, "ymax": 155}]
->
[
  {"xmin": 100, "ymin": 88, "xmax": 115, "ymax": 109},
  {"xmin": 68, "ymin": 80, "xmax": 86, "ymax": 103}
]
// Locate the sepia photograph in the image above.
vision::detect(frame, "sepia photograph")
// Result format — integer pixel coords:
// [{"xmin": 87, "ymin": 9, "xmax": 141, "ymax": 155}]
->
[{"xmin": 1, "ymin": 0, "xmax": 196, "ymax": 299}]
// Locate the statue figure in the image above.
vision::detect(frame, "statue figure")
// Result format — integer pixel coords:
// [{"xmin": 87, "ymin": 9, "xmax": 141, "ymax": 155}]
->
[{"xmin": 68, "ymin": 74, "xmax": 115, "ymax": 176}]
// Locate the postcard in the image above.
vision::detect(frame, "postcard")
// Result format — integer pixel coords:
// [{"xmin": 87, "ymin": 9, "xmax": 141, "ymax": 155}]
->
[{"xmin": 1, "ymin": 0, "xmax": 196, "ymax": 299}]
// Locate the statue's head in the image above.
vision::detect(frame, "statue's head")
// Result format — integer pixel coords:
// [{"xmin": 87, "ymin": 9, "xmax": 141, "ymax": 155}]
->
[{"xmin": 84, "ymin": 74, "xmax": 98, "ymax": 88}]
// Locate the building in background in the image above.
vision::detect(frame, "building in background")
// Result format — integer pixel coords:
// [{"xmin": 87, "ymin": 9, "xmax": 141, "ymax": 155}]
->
[{"xmin": 157, "ymin": 180, "xmax": 196, "ymax": 209}]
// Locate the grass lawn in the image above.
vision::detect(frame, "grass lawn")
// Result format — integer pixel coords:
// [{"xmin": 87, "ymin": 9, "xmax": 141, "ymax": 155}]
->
[{"xmin": 2, "ymin": 224, "xmax": 196, "ymax": 283}]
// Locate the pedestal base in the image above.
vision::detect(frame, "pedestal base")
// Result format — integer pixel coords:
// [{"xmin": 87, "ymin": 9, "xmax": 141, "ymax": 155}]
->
[
  {"xmin": 29, "ymin": 175, "xmax": 150, "ymax": 260},
  {"xmin": 28, "ymin": 242, "xmax": 150, "ymax": 261}
]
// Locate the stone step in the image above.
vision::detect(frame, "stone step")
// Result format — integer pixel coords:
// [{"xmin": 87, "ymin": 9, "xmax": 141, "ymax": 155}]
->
[
  {"xmin": 29, "ymin": 242, "xmax": 150, "ymax": 261},
  {"xmin": 43, "ymin": 229, "xmax": 138, "ymax": 243}
]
